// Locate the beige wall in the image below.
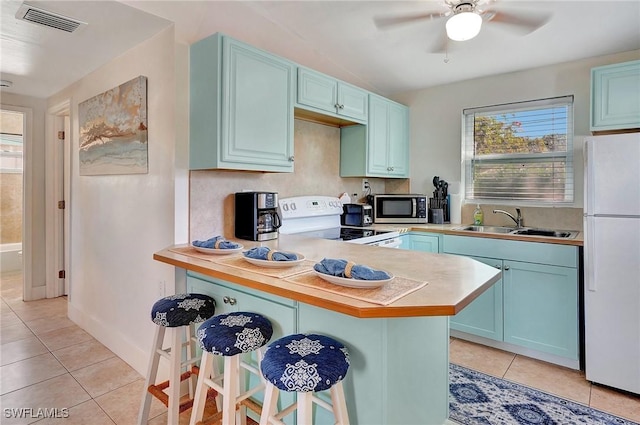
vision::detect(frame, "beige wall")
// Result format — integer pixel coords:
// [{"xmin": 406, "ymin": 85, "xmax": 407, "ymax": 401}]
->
[
  {"xmin": 393, "ymin": 49, "xmax": 640, "ymax": 230},
  {"xmin": 0, "ymin": 110, "xmax": 24, "ymax": 244},
  {"xmin": 190, "ymin": 119, "xmax": 401, "ymax": 240},
  {"xmin": 46, "ymin": 27, "xmax": 178, "ymax": 374},
  {"xmin": 0, "ymin": 174, "xmax": 22, "ymax": 244}
]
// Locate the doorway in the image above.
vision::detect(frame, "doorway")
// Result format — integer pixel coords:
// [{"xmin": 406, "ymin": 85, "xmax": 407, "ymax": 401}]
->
[{"xmin": 0, "ymin": 109, "xmax": 24, "ymax": 275}]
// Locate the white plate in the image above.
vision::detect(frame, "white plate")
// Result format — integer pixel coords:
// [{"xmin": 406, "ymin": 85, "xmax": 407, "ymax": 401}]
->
[
  {"xmin": 313, "ymin": 270, "xmax": 393, "ymax": 289},
  {"xmin": 242, "ymin": 253, "xmax": 306, "ymax": 268},
  {"xmin": 192, "ymin": 244, "xmax": 244, "ymax": 255}
]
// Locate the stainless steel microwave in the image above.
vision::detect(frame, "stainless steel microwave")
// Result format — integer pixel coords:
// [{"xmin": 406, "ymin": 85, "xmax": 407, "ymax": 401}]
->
[{"xmin": 372, "ymin": 194, "xmax": 428, "ymax": 224}]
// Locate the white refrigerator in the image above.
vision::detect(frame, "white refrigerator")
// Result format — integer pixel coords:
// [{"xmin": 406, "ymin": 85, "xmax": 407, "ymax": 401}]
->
[{"xmin": 583, "ymin": 133, "xmax": 640, "ymax": 394}]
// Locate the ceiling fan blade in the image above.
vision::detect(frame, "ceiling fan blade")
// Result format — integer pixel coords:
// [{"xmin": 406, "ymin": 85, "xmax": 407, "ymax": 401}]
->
[
  {"xmin": 483, "ymin": 9, "xmax": 551, "ymax": 34},
  {"xmin": 374, "ymin": 11, "xmax": 445, "ymax": 29}
]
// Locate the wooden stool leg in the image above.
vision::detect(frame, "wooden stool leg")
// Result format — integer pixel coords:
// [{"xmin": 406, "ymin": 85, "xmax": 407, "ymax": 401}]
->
[
  {"xmin": 222, "ymin": 355, "xmax": 240, "ymax": 425},
  {"xmin": 297, "ymin": 392, "xmax": 314, "ymax": 425},
  {"xmin": 259, "ymin": 383, "xmax": 279, "ymax": 425},
  {"xmin": 137, "ymin": 326, "xmax": 165, "ymax": 425},
  {"xmin": 167, "ymin": 327, "xmax": 182, "ymax": 425},
  {"xmin": 189, "ymin": 351, "xmax": 215, "ymax": 425},
  {"xmin": 330, "ymin": 382, "xmax": 350, "ymax": 425}
]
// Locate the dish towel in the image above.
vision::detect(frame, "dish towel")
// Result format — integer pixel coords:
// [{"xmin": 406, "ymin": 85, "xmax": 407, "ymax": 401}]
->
[
  {"xmin": 314, "ymin": 258, "xmax": 391, "ymax": 280},
  {"xmin": 193, "ymin": 236, "xmax": 240, "ymax": 249},
  {"xmin": 244, "ymin": 247, "xmax": 298, "ymax": 261}
]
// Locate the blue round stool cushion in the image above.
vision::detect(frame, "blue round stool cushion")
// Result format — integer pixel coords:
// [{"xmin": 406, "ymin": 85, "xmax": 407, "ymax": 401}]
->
[
  {"xmin": 261, "ymin": 333, "xmax": 350, "ymax": 393},
  {"xmin": 197, "ymin": 312, "xmax": 273, "ymax": 356},
  {"xmin": 151, "ymin": 293, "xmax": 215, "ymax": 327}
]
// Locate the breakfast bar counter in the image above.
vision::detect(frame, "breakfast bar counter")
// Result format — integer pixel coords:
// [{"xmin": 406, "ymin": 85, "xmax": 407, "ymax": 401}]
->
[{"xmin": 154, "ymin": 234, "xmax": 501, "ymax": 425}]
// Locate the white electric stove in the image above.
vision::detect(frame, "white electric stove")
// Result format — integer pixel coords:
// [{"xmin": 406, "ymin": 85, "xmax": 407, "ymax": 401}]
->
[{"xmin": 278, "ymin": 196, "xmax": 401, "ymax": 248}]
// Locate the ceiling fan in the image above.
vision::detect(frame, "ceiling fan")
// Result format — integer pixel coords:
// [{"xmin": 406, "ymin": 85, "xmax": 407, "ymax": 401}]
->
[{"xmin": 374, "ymin": 0, "xmax": 551, "ymax": 50}]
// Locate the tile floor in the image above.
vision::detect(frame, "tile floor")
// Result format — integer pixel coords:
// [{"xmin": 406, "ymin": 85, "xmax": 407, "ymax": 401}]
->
[{"xmin": 2, "ymin": 270, "xmax": 639, "ymax": 424}]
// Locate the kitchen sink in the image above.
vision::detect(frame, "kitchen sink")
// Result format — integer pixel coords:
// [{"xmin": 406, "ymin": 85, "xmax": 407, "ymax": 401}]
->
[
  {"xmin": 453, "ymin": 225, "xmax": 578, "ymax": 239},
  {"xmin": 512, "ymin": 228, "xmax": 578, "ymax": 238},
  {"xmin": 455, "ymin": 225, "xmax": 516, "ymax": 234}
]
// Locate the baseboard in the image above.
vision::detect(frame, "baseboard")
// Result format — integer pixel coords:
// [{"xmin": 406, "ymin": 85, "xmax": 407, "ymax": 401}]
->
[
  {"xmin": 67, "ymin": 302, "xmax": 149, "ymax": 376},
  {"xmin": 67, "ymin": 302, "xmax": 188, "ymax": 392},
  {"xmin": 450, "ymin": 330, "xmax": 581, "ymax": 370}
]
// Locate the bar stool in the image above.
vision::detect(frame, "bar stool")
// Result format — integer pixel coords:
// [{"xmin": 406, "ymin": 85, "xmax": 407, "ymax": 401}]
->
[
  {"xmin": 138, "ymin": 293, "xmax": 216, "ymax": 425},
  {"xmin": 259, "ymin": 333, "xmax": 350, "ymax": 425},
  {"xmin": 190, "ymin": 311, "xmax": 273, "ymax": 425}
]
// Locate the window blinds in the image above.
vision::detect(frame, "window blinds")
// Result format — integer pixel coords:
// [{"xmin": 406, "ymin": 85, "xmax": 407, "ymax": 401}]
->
[{"xmin": 463, "ymin": 96, "xmax": 574, "ymax": 203}]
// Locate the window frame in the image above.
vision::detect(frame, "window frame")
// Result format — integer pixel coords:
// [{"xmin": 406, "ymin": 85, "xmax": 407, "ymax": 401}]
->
[{"xmin": 462, "ymin": 95, "xmax": 575, "ymax": 206}]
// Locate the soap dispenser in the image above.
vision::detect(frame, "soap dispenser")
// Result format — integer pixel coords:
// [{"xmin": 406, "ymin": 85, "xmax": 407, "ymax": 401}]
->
[{"xmin": 473, "ymin": 204, "xmax": 484, "ymax": 225}]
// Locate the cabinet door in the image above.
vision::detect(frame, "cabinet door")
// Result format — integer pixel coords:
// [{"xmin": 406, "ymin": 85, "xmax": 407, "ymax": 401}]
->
[
  {"xmin": 337, "ymin": 82, "xmax": 368, "ymax": 121},
  {"xmin": 297, "ymin": 67, "xmax": 338, "ymax": 114},
  {"xmin": 367, "ymin": 95, "xmax": 391, "ymax": 176},
  {"xmin": 591, "ymin": 60, "xmax": 640, "ymax": 132},
  {"xmin": 221, "ymin": 37, "xmax": 295, "ymax": 170},
  {"xmin": 387, "ymin": 102, "xmax": 409, "ymax": 177},
  {"xmin": 503, "ymin": 261, "xmax": 578, "ymax": 360},
  {"xmin": 400, "ymin": 233, "xmax": 440, "ymax": 253},
  {"xmin": 450, "ymin": 256, "xmax": 504, "ymax": 341}
]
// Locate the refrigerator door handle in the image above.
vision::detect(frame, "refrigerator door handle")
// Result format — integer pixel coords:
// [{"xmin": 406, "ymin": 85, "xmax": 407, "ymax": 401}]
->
[
  {"xmin": 584, "ymin": 139, "xmax": 594, "ymax": 215},
  {"xmin": 586, "ymin": 217, "xmax": 597, "ymax": 292}
]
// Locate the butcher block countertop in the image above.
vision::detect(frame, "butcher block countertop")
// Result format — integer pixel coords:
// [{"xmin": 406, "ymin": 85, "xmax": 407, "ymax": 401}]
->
[{"xmin": 154, "ymin": 234, "xmax": 501, "ymax": 319}]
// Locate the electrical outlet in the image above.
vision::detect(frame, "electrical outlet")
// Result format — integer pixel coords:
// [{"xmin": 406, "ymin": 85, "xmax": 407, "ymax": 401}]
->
[{"xmin": 362, "ymin": 179, "xmax": 369, "ymax": 192}]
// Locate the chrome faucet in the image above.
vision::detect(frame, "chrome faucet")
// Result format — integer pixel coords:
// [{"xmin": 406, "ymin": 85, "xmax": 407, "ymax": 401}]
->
[{"xmin": 493, "ymin": 208, "xmax": 523, "ymax": 228}]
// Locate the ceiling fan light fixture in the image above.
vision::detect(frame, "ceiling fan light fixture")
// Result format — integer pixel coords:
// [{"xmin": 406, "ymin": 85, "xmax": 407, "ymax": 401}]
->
[{"xmin": 446, "ymin": 11, "xmax": 482, "ymax": 41}]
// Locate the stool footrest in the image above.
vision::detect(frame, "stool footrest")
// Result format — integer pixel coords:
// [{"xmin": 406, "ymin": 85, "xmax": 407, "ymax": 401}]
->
[
  {"xmin": 240, "ymin": 396, "xmax": 262, "ymax": 416},
  {"xmin": 147, "ymin": 366, "xmax": 217, "ymax": 412}
]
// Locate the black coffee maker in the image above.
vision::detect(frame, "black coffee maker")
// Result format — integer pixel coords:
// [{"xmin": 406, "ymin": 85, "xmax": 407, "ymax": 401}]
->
[{"xmin": 235, "ymin": 192, "xmax": 281, "ymax": 241}]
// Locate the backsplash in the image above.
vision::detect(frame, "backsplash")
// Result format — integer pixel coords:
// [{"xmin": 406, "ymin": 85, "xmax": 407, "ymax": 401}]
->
[
  {"xmin": 460, "ymin": 203, "xmax": 583, "ymax": 231},
  {"xmin": 189, "ymin": 119, "xmax": 409, "ymax": 240}
]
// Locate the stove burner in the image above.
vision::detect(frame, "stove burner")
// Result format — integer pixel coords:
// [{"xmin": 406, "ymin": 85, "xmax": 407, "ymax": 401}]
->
[{"xmin": 339, "ymin": 228, "xmax": 390, "ymax": 241}]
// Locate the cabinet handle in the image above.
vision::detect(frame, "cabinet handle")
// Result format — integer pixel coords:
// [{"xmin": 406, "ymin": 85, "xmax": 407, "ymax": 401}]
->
[
  {"xmin": 494, "ymin": 264, "xmax": 501, "ymax": 269},
  {"xmin": 503, "ymin": 265, "xmax": 510, "ymax": 271},
  {"xmin": 339, "ymin": 104, "xmax": 344, "ymax": 109},
  {"xmin": 334, "ymin": 103, "xmax": 340, "ymax": 109},
  {"xmin": 223, "ymin": 296, "xmax": 237, "ymax": 305},
  {"xmin": 288, "ymin": 156, "xmax": 294, "ymax": 162},
  {"xmin": 390, "ymin": 167, "xmax": 394, "ymax": 171}
]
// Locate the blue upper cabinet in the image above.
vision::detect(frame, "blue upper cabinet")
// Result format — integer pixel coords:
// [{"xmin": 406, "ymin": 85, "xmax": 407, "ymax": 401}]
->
[
  {"xmin": 591, "ymin": 60, "xmax": 640, "ymax": 132},
  {"xmin": 340, "ymin": 94, "xmax": 409, "ymax": 178},
  {"xmin": 190, "ymin": 34, "xmax": 296, "ymax": 172},
  {"xmin": 297, "ymin": 67, "xmax": 368, "ymax": 123}
]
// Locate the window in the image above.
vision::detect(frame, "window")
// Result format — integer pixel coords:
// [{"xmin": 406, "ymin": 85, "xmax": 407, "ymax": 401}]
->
[{"xmin": 463, "ymin": 96, "xmax": 574, "ymax": 204}]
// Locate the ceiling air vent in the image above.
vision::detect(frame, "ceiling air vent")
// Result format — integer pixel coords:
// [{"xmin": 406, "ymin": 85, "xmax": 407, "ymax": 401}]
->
[{"xmin": 15, "ymin": 3, "xmax": 86, "ymax": 33}]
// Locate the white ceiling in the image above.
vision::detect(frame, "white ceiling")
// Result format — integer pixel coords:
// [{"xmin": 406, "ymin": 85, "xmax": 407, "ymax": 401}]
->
[{"xmin": 1, "ymin": 0, "xmax": 639, "ymax": 99}]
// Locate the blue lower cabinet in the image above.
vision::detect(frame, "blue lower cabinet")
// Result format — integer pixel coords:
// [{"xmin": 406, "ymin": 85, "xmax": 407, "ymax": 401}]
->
[
  {"xmin": 187, "ymin": 272, "xmax": 451, "ymax": 424},
  {"xmin": 443, "ymin": 235, "xmax": 579, "ymax": 363},
  {"xmin": 399, "ymin": 232, "xmax": 441, "ymax": 253},
  {"xmin": 503, "ymin": 261, "xmax": 578, "ymax": 359},
  {"xmin": 298, "ymin": 304, "xmax": 450, "ymax": 425},
  {"xmin": 450, "ymin": 256, "xmax": 503, "ymax": 341}
]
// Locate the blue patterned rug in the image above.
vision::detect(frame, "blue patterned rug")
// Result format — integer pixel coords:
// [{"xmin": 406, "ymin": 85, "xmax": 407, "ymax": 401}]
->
[{"xmin": 449, "ymin": 363, "xmax": 639, "ymax": 425}]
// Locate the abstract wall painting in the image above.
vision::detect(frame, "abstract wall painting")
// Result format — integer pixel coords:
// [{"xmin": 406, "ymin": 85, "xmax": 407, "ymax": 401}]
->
[{"xmin": 78, "ymin": 76, "xmax": 148, "ymax": 175}]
